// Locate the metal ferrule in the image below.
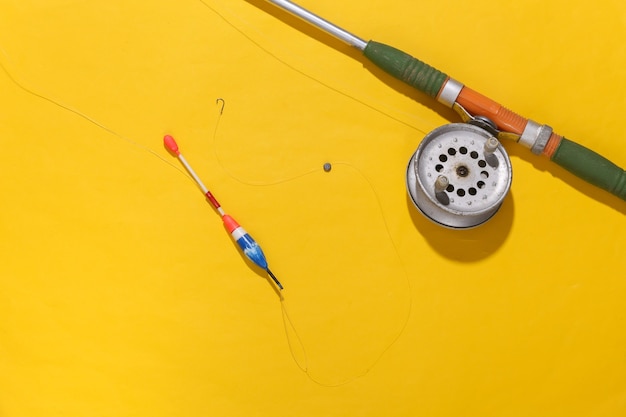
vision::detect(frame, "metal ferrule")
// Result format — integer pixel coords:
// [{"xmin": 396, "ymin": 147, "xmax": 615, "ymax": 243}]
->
[
  {"xmin": 519, "ymin": 121, "xmax": 553, "ymax": 155},
  {"xmin": 519, "ymin": 120, "xmax": 541, "ymax": 149},
  {"xmin": 531, "ymin": 125, "xmax": 553, "ymax": 155},
  {"xmin": 437, "ymin": 78, "xmax": 464, "ymax": 108}
]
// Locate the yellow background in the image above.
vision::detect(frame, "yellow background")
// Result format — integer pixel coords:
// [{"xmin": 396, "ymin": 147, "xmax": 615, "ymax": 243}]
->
[{"xmin": 1, "ymin": 0, "xmax": 625, "ymax": 415}]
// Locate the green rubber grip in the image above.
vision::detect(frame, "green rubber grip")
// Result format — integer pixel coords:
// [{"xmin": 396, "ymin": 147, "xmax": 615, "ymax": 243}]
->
[
  {"xmin": 551, "ymin": 138, "xmax": 626, "ymax": 201},
  {"xmin": 363, "ymin": 41, "xmax": 447, "ymax": 98}
]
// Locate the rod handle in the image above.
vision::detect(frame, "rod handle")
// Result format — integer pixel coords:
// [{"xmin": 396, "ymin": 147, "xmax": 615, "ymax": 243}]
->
[
  {"xmin": 363, "ymin": 41, "xmax": 447, "ymax": 98},
  {"xmin": 549, "ymin": 138, "xmax": 626, "ymax": 201}
]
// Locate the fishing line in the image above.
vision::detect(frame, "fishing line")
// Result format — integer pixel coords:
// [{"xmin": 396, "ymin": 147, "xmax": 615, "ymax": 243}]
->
[
  {"xmin": 211, "ymin": 100, "xmax": 322, "ymax": 187},
  {"xmin": 196, "ymin": 0, "xmax": 431, "ymax": 134},
  {"xmin": 1, "ymin": 3, "xmax": 415, "ymax": 385},
  {"xmin": 0, "ymin": 44, "xmax": 189, "ymax": 182},
  {"xmin": 279, "ymin": 258, "xmax": 412, "ymax": 387},
  {"xmin": 199, "ymin": 11, "xmax": 415, "ymax": 384},
  {"xmin": 213, "ymin": 100, "xmax": 412, "ymax": 384},
  {"xmin": 215, "ymin": 102, "xmax": 413, "ymax": 383},
  {"xmin": 0, "ymin": 43, "xmax": 413, "ymax": 385}
]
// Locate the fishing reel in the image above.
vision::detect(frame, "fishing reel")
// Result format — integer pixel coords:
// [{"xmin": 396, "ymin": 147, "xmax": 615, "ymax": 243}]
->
[{"xmin": 406, "ymin": 106, "xmax": 513, "ymax": 229}]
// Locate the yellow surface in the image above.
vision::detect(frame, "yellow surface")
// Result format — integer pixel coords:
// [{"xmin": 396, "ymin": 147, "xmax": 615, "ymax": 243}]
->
[{"xmin": 0, "ymin": 0, "xmax": 625, "ymax": 415}]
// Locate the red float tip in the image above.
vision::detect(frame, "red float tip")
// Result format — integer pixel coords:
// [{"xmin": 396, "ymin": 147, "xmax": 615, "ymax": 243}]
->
[
  {"xmin": 222, "ymin": 214, "xmax": 240, "ymax": 233},
  {"xmin": 163, "ymin": 135, "xmax": 180, "ymax": 155}
]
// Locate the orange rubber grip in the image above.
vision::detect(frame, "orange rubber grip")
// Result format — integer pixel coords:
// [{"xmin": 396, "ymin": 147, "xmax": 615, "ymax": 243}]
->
[
  {"xmin": 456, "ymin": 86, "xmax": 565, "ymax": 157},
  {"xmin": 456, "ymin": 87, "xmax": 528, "ymax": 135}
]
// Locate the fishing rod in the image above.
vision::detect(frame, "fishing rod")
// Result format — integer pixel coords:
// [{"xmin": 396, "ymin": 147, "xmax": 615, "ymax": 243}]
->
[{"xmin": 259, "ymin": 0, "xmax": 625, "ymax": 228}]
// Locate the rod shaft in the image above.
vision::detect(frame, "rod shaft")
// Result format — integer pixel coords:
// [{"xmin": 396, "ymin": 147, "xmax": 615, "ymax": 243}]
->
[{"xmin": 265, "ymin": 0, "xmax": 367, "ymax": 50}]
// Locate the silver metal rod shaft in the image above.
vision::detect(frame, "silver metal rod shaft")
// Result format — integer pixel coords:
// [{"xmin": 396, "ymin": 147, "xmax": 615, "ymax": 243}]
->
[{"xmin": 265, "ymin": 0, "xmax": 368, "ymax": 50}]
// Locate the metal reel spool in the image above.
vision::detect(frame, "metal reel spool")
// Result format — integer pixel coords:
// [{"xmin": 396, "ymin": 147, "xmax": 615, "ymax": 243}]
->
[{"xmin": 406, "ymin": 123, "xmax": 512, "ymax": 229}]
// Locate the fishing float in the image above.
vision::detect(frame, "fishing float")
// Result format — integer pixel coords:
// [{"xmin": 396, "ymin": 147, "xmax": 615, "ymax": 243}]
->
[{"xmin": 164, "ymin": 134, "xmax": 283, "ymax": 290}]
